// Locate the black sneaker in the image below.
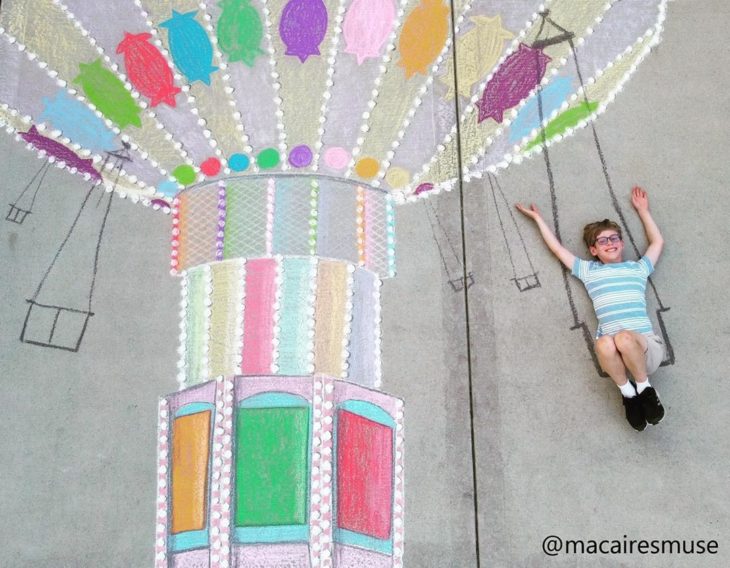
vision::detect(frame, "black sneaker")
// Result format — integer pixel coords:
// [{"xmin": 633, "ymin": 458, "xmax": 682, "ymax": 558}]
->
[
  {"xmin": 637, "ymin": 387, "xmax": 665, "ymax": 425},
  {"xmin": 622, "ymin": 395, "xmax": 647, "ymax": 431}
]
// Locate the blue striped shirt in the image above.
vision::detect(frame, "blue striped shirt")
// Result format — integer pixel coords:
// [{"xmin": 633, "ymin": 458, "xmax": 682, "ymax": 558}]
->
[{"xmin": 572, "ymin": 256, "xmax": 654, "ymax": 338}]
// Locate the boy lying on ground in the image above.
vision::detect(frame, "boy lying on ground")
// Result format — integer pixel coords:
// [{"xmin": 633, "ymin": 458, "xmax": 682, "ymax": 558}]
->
[{"xmin": 516, "ymin": 186, "xmax": 666, "ymax": 431}]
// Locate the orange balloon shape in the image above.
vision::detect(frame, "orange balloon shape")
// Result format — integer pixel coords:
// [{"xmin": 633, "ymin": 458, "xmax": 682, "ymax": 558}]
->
[{"xmin": 398, "ymin": 0, "xmax": 450, "ymax": 79}]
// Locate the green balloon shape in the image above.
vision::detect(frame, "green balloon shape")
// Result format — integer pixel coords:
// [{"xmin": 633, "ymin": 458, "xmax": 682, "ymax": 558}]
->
[
  {"xmin": 524, "ymin": 101, "xmax": 599, "ymax": 152},
  {"xmin": 74, "ymin": 59, "xmax": 142, "ymax": 129},
  {"xmin": 217, "ymin": 0, "xmax": 265, "ymax": 67}
]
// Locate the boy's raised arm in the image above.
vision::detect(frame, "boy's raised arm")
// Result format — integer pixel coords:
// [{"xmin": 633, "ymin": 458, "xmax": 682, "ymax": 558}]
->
[
  {"xmin": 515, "ymin": 203, "xmax": 576, "ymax": 270},
  {"xmin": 631, "ymin": 186, "xmax": 664, "ymax": 267}
]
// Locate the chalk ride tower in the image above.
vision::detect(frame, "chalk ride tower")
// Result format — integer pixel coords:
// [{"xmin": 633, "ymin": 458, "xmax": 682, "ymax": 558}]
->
[{"xmin": 0, "ymin": 0, "xmax": 668, "ymax": 565}]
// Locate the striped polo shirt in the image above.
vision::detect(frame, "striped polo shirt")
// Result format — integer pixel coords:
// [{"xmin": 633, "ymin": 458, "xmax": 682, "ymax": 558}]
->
[{"xmin": 572, "ymin": 256, "xmax": 654, "ymax": 338}]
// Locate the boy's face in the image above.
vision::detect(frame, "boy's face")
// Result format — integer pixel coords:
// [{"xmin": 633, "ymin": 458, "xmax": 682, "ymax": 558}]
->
[{"xmin": 589, "ymin": 229, "xmax": 624, "ymax": 263}]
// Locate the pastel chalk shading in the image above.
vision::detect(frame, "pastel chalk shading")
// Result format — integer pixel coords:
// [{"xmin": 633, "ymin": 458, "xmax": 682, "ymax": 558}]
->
[
  {"xmin": 171, "ymin": 409, "xmax": 212, "ymax": 534},
  {"xmin": 279, "ymin": 0, "xmax": 328, "ymax": 62},
  {"xmin": 277, "ymin": 258, "xmax": 314, "ymax": 375},
  {"xmin": 523, "ymin": 100, "xmax": 600, "ymax": 151},
  {"xmin": 173, "ymin": 164, "xmax": 197, "ymax": 185},
  {"xmin": 476, "ymin": 43, "xmax": 551, "ymax": 124},
  {"xmin": 241, "ymin": 258, "xmax": 277, "ymax": 374},
  {"xmin": 354, "ymin": 157, "xmax": 379, "ymax": 179},
  {"xmin": 397, "ymin": 0, "xmax": 449, "ymax": 79},
  {"xmin": 73, "ymin": 59, "xmax": 143, "ymax": 129},
  {"xmin": 313, "ymin": 260, "xmax": 348, "ymax": 375},
  {"xmin": 161, "ymin": 11, "xmax": 219, "ymax": 85},
  {"xmin": 336, "ymin": 409, "xmax": 393, "ymax": 539},
  {"xmin": 235, "ymin": 405, "xmax": 310, "ymax": 527},
  {"xmin": 323, "ymin": 147, "xmax": 350, "ymax": 170},
  {"xmin": 438, "ymin": 15, "xmax": 514, "ymax": 100},
  {"xmin": 184, "ymin": 269, "xmax": 209, "ymax": 381},
  {"xmin": 117, "ymin": 32, "xmax": 181, "ymax": 107},
  {"xmin": 217, "ymin": 0, "xmax": 265, "ymax": 67},
  {"xmin": 257, "ymin": 148, "xmax": 280, "ymax": 169},
  {"xmin": 288, "ymin": 145, "xmax": 313, "ymax": 168},
  {"xmin": 20, "ymin": 126, "xmax": 101, "ymax": 181},
  {"xmin": 39, "ymin": 90, "xmax": 117, "ymax": 153},
  {"xmin": 343, "ymin": 0, "xmax": 396, "ymax": 65},
  {"xmin": 208, "ymin": 262, "xmax": 243, "ymax": 376},
  {"xmin": 228, "ymin": 153, "xmax": 250, "ymax": 171},
  {"xmin": 509, "ymin": 76, "xmax": 573, "ymax": 143},
  {"xmin": 200, "ymin": 157, "xmax": 221, "ymax": 177},
  {"xmin": 157, "ymin": 180, "xmax": 179, "ymax": 196}
]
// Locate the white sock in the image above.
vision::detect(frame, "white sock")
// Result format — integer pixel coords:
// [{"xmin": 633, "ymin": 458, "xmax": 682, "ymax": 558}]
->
[
  {"xmin": 635, "ymin": 378, "xmax": 651, "ymax": 394},
  {"xmin": 619, "ymin": 381, "xmax": 637, "ymax": 398}
]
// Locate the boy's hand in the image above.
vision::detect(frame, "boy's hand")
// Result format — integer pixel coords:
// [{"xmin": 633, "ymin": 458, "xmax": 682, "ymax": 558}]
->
[
  {"xmin": 631, "ymin": 185, "xmax": 650, "ymax": 212},
  {"xmin": 515, "ymin": 202, "xmax": 543, "ymax": 222}
]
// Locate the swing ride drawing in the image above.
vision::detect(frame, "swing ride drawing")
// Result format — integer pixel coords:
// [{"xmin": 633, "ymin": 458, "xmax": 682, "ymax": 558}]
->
[{"xmin": 0, "ymin": 0, "xmax": 672, "ymax": 565}]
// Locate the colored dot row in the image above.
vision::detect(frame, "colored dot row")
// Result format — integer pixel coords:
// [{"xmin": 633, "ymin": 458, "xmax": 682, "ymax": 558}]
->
[{"xmin": 157, "ymin": 145, "xmax": 426, "ymax": 196}]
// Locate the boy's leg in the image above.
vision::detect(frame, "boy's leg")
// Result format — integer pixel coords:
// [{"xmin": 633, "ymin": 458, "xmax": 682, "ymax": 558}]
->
[
  {"xmin": 613, "ymin": 330, "xmax": 648, "ymax": 379},
  {"xmin": 595, "ymin": 336, "xmax": 646, "ymax": 431},
  {"xmin": 614, "ymin": 330, "xmax": 664, "ymax": 425},
  {"xmin": 595, "ymin": 335, "xmax": 630, "ymax": 386}
]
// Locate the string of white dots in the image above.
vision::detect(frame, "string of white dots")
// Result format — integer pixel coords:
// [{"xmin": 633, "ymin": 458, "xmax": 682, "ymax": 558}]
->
[
  {"xmin": 271, "ymin": 255, "xmax": 283, "ymax": 374},
  {"xmin": 235, "ymin": 260, "xmax": 246, "ymax": 375},
  {"xmin": 373, "ymin": 277, "xmax": 383, "ymax": 389},
  {"xmin": 309, "ymin": 377, "xmax": 325, "ymax": 567},
  {"xmin": 321, "ymin": 378, "xmax": 335, "ymax": 568},
  {"xmin": 340, "ymin": 263, "xmax": 355, "ymax": 379},
  {"xmin": 373, "ymin": 0, "xmax": 475, "ymax": 187},
  {"xmin": 220, "ymin": 377, "xmax": 235, "ymax": 568},
  {"xmin": 210, "ymin": 377, "xmax": 225, "ymax": 565},
  {"xmin": 459, "ymin": 2, "xmax": 661, "ymax": 184},
  {"xmin": 261, "ymin": 0, "xmax": 288, "ymax": 167},
  {"xmin": 393, "ymin": 398, "xmax": 405, "ymax": 565},
  {"xmin": 132, "ymin": 0, "xmax": 228, "ymax": 169},
  {"xmin": 52, "ymin": 0, "xmax": 195, "ymax": 174},
  {"xmin": 310, "ymin": 0, "xmax": 348, "ymax": 171},
  {"xmin": 170, "ymin": 196, "xmax": 181, "ymax": 274},
  {"xmin": 210, "ymin": 376, "xmax": 234, "ymax": 568},
  {"xmin": 343, "ymin": 0, "xmax": 411, "ymax": 178},
  {"xmin": 201, "ymin": 265, "xmax": 213, "ymax": 381},
  {"xmin": 306, "ymin": 258, "xmax": 318, "ymax": 374},
  {"xmin": 197, "ymin": 1, "xmax": 253, "ymax": 165},
  {"xmin": 308, "ymin": 179, "xmax": 319, "ymax": 256},
  {"xmin": 406, "ymin": 2, "xmax": 550, "ymax": 191},
  {"xmin": 310, "ymin": 376, "xmax": 335, "ymax": 567},
  {"xmin": 176, "ymin": 271, "xmax": 189, "ymax": 388},
  {"xmin": 154, "ymin": 397, "xmax": 169, "ymax": 568},
  {"xmin": 356, "ymin": 186, "xmax": 366, "ymax": 266}
]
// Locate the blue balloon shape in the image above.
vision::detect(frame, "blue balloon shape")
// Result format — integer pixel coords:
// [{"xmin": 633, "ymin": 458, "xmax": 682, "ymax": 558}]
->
[{"xmin": 160, "ymin": 10, "xmax": 219, "ymax": 85}]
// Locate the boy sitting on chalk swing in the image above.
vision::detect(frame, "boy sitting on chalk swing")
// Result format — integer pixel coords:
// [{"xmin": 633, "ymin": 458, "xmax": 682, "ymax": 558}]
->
[{"xmin": 516, "ymin": 186, "xmax": 666, "ymax": 431}]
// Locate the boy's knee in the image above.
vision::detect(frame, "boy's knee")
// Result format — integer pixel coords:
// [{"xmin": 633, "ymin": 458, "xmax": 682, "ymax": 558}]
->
[
  {"xmin": 614, "ymin": 331, "xmax": 638, "ymax": 352},
  {"xmin": 595, "ymin": 335, "xmax": 616, "ymax": 356}
]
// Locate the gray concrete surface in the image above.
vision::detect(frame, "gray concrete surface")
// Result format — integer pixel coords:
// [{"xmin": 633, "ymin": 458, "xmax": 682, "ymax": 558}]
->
[{"xmin": 1, "ymin": 1, "xmax": 729, "ymax": 567}]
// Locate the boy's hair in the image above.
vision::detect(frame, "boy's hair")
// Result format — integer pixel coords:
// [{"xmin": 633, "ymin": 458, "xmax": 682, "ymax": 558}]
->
[{"xmin": 583, "ymin": 219, "xmax": 622, "ymax": 256}]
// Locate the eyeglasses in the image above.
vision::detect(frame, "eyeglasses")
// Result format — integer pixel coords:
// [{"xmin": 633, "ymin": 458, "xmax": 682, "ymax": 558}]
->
[{"xmin": 594, "ymin": 234, "xmax": 622, "ymax": 246}]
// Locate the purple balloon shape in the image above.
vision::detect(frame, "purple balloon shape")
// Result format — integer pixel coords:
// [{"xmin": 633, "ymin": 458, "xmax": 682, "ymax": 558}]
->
[
  {"xmin": 279, "ymin": 0, "xmax": 328, "ymax": 62},
  {"xmin": 476, "ymin": 43, "xmax": 551, "ymax": 124},
  {"xmin": 21, "ymin": 126, "xmax": 101, "ymax": 181}
]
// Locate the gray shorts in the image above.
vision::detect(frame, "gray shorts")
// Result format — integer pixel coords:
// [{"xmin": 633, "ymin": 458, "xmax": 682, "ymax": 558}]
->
[{"xmin": 644, "ymin": 333, "xmax": 666, "ymax": 375}]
